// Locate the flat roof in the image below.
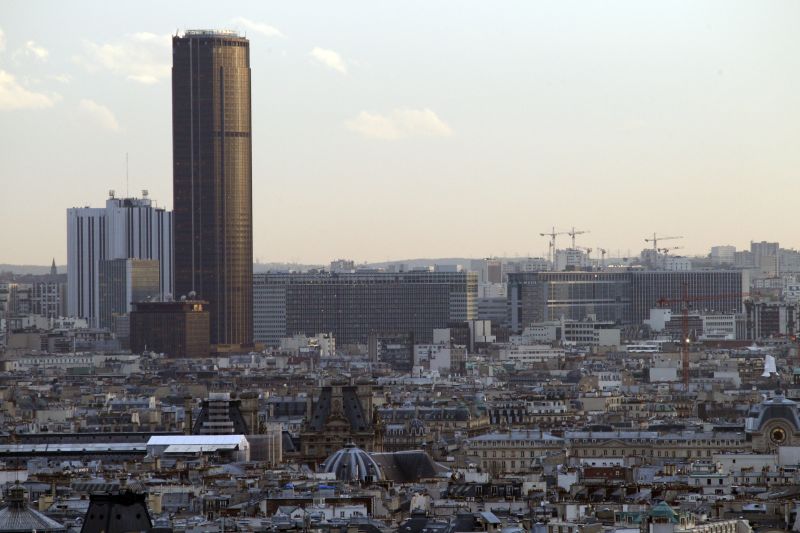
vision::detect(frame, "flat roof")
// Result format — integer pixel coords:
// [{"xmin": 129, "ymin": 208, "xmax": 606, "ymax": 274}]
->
[
  {"xmin": 147, "ymin": 435, "xmax": 247, "ymax": 446},
  {"xmin": 184, "ymin": 29, "xmax": 241, "ymax": 38},
  {"xmin": 163, "ymin": 444, "xmax": 239, "ymax": 453},
  {"xmin": 0, "ymin": 443, "xmax": 146, "ymax": 454}
]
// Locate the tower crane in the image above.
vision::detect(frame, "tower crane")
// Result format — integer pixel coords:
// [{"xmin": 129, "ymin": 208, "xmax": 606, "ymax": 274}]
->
[
  {"xmin": 539, "ymin": 227, "xmax": 568, "ymax": 265},
  {"xmin": 658, "ymin": 246, "xmax": 684, "ymax": 255},
  {"xmin": 645, "ymin": 233, "xmax": 683, "ymax": 252},
  {"xmin": 568, "ymin": 227, "xmax": 590, "ymax": 249}
]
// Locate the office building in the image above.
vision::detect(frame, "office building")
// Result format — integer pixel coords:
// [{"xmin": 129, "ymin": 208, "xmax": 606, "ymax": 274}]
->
[
  {"xmin": 508, "ymin": 271, "xmax": 632, "ymax": 331},
  {"xmin": 66, "ymin": 194, "xmax": 172, "ymax": 326},
  {"xmin": 508, "ymin": 270, "xmax": 745, "ymax": 332},
  {"xmin": 555, "ymin": 248, "xmax": 591, "ymax": 271},
  {"xmin": 710, "ymin": 246, "xmax": 736, "ymax": 265},
  {"xmin": 744, "ymin": 301, "xmax": 799, "ymax": 340},
  {"xmin": 172, "ymin": 30, "xmax": 253, "ymax": 348},
  {"xmin": 253, "ymin": 271, "xmax": 477, "ymax": 346},
  {"xmin": 368, "ymin": 332, "xmax": 415, "ymax": 371},
  {"xmin": 31, "ymin": 263, "xmax": 67, "ymax": 319},
  {"xmin": 129, "ymin": 300, "xmax": 210, "ymax": 358},
  {"xmin": 98, "ymin": 258, "xmax": 160, "ymax": 330},
  {"xmin": 629, "ymin": 270, "xmax": 745, "ymax": 324}
]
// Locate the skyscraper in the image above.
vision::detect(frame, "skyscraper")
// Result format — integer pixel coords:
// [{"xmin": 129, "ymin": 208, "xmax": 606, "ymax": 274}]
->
[
  {"xmin": 172, "ymin": 30, "xmax": 253, "ymax": 347},
  {"xmin": 67, "ymin": 194, "xmax": 173, "ymax": 326}
]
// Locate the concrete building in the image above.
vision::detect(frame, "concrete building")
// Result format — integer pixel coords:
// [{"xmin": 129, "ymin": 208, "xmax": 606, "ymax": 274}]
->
[
  {"xmin": 413, "ymin": 343, "xmax": 452, "ymax": 374},
  {"xmin": 509, "ymin": 270, "xmax": 745, "ymax": 332},
  {"xmin": 508, "ymin": 271, "xmax": 632, "ymax": 331},
  {"xmin": 710, "ymin": 246, "xmax": 736, "ymax": 265},
  {"xmin": 497, "ymin": 344, "xmax": 565, "ymax": 364},
  {"xmin": 744, "ymin": 301, "xmax": 799, "ymax": 339},
  {"xmin": 514, "ymin": 318, "xmax": 621, "ymax": 348},
  {"xmin": 330, "ymin": 259, "xmax": 356, "ymax": 273},
  {"xmin": 751, "ymin": 241, "xmax": 779, "ymax": 269},
  {"xmin": 555, "ymin": 248, "xmax": 591, "ymax": 271},
  {"xmin": 67, "ymin": 194, "xmax": 173, "ymax": 326},
  {"xmin": 279, "ymin": 333, "xmax": 335, "ymax": 357},
  {"xmin": 253, "ymin": 271, "xmax": 477, "ymax": 346},
  {"xmin": 630, "ymin": 270, "xmax": 746, "ymax": 324},
  {"xmin": 369, "ymin": 332, "xmax": 415, "ymax": 371}
]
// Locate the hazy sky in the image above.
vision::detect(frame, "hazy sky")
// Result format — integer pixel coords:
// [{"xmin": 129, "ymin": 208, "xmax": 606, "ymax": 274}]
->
[{"xmin": 1, "ymin": 1, "xmax": 799, "ymax": 265}]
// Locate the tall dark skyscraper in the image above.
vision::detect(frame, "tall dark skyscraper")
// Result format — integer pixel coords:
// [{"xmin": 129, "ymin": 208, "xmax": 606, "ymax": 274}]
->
[{"xmin": 172, "ymin": 30, "xmax": 253, "ymax": 347}]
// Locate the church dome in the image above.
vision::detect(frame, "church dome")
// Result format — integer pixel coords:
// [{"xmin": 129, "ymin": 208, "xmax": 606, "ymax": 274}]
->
[{"xmin": 322, "ymin": 444, "xmax": 384, "ymax": 482}]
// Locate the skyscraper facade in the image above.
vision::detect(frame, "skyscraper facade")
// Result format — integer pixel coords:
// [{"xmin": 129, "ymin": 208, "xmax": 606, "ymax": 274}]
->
[
  {"xmin": 66, "ymin": 195, "xmax": 173, "ymax": 326},
  {"xmin": 172, "ymin": 30, "xmax": 253, "ymax": 347}
]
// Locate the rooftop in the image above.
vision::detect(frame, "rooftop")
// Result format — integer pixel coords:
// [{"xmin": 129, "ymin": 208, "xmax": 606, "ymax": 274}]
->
[{"xmin": 183, "ymin": 29, "xmax": 242, "ymax": 38}]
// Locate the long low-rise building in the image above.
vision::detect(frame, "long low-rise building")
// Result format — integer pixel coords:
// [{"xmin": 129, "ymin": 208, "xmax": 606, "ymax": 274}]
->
[
  {"xmin": 146, "ymin": 435, "xmax": 250, "ymax": 462},
  {"xmin": 508, "ymin": 270, "xmax": 746, "ymax": 332},
  {"xmin": 253, "ymin": 270, "xmax": 477, "ymax": 346}
]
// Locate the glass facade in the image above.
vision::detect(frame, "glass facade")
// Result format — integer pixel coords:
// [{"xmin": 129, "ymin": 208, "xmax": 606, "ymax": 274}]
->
[
  {"xmin": 508, "ymin": 270, "xmax": 744, "ymax": 332},
  {"xmin": 172, "ymin": 32, "xmax": 253, "ymax": 346},
  {"xmin": 253, "ymin": 271, "xmax": 478, "ymax": 346},
  {"xmin": 98, "ymin": 259, "xmax": 160, "ymax": 330},
  {"xmin": 508, "ymin": 272, "xmax": 632, "ymax": 331},
  {"xmin": 630, "ymin": 271, "xmax": 745, "ymax": 323}
]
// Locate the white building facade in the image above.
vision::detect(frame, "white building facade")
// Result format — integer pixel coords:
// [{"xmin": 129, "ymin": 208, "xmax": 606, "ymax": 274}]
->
[{"xmin": 67, "ymin": 194, "xmax": 173, "ymax": 326}]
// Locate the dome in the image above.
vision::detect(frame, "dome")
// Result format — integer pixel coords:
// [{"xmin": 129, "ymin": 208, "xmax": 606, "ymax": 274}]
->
[
  {"xmin": 0, "ymin": 484, "xmax": 65, "ymax": 533},
  {"xmin": 322, "ymin": 444, "xmax": 384, "ymax": 482}
]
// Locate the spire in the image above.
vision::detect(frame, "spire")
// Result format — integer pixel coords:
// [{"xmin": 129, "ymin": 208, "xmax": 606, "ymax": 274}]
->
[{"xmin": 50, "ymin": 258, "xmax": 57, "ymax": 276}]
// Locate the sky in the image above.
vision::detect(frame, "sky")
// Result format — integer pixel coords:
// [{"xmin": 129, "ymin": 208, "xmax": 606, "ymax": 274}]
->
[{"xmin": 1, "ymin": 1, "xmax": 799, "ymax": 265}]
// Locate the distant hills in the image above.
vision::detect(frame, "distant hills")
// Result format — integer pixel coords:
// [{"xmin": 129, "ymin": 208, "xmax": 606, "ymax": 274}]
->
[{"xmin": 2, "ymin": 256, "xmax": 543, "ymax": 276}]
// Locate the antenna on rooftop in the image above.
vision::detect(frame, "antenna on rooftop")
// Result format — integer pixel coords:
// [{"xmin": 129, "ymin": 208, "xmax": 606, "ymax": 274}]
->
[{"xmin": 126, "ymin": 152, "xmax": 129, "ymax": 198}]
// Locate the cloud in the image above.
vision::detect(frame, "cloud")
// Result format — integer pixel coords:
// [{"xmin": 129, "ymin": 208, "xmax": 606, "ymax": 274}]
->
[
  {"xmin": 0, "ymin": 69, "xmax": 59, "ymax": 111},
  {"xmin": 78, "ymin": 99, "xmax": 119, "ymax": 131},
  {"xmin": 49, "ymin": 74, "xmax": 72, "ymax": 84},
  {"xmin": 231, "ymin": 17, "xmax": 284, "ymax": 38},
  {"xmin": 345, "ymin": 108, "xmax": 453, "ymax": 140},
  {"xmin": 75, "ymin": 32, "xmax": 170, "ymax": 84},
  {"xmin": 23, "ymin": 40, "xmax": 48, "ymax": 61},
  {"xmin": 0, "ymin": 28, "xmax": 5, "ymax": 53},
  {"xmin": 310, "ymin": 47, "xmax": 347, "ymax": 74}
]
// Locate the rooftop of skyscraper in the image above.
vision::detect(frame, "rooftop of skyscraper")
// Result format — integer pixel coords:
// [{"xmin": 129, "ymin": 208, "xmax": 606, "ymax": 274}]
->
[{"xmin": 182, "ymin": 29, "xmax": 242, "ymax": 38}]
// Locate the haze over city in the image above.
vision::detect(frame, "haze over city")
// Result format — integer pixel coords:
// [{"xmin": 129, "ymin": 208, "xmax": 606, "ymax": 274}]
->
[
  {"xmin": 5, "ymin": 4, "xmax": 800, "ymax": 533},
  {"xmin": 2, "ymin": 0, "xmax": 799, "ymax": 265}
]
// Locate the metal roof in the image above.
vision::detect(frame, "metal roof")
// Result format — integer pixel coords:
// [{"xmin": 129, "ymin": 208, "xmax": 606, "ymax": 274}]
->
[
  {"xmin": 163, "ymin": 444, "xmax": 239, "ymax": 454},
  {"xmin": 0, "ymin": 443, "xmax": 146, "ymax": 454},
  {"xmin": 147, "ymin": 435, "xmax": 247, "ymax": 446}
]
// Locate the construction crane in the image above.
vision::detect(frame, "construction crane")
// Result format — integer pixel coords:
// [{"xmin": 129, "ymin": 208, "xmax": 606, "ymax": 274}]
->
[
  {"xmin": 568, "ymin": 227, "xmax": 590, "ymax": 249},
  {"xmin": 645, "ymin": 233, "xmax": 683, "ymax": 251},
  {"xmin": 658, "ymin": 246, "xmax": 684, "ymax": 255},
  {"xmin": 657, "ymin": 287, "xmax": 749, "ymax": 388},
  {"xmin": 539, "ymin": 227, "xmax": 569, "ymax": 265}
]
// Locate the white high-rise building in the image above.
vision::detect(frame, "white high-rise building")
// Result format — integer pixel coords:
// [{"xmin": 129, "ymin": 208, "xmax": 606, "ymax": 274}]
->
[{"xmin": 67, "ymin": 193, "xmax": 173, "ymax": 326}]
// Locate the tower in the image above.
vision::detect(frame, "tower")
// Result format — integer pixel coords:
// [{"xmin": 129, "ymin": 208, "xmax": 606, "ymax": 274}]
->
[
  {"xmin": 66, "ymin": 195, "xmax": 173, "ymax": 326},
  {"xmin": 172, "ymin": 30, "xmax": 253, "ymax": 347}
]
